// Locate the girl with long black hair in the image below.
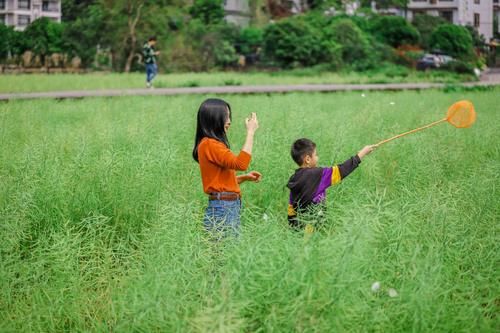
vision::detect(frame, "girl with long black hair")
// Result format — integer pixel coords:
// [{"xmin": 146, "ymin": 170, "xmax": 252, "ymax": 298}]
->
[{"xmin": 193, "ymin": 98, "xmax": 260, "ymax": 238}]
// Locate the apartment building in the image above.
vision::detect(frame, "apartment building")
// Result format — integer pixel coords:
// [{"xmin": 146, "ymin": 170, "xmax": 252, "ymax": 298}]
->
[
  {"xmin": 0, "ymin": 0, "xmax": 61, "ymax": 31},
  {"xmin": 224, "ymin": 0, "xmax": 251, "ymax": 26},
  {"xmin": 407, "ymin": 0, "xmax": 496, "ymax": 41}
]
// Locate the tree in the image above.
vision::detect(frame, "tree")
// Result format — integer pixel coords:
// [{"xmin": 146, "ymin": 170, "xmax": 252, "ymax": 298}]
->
[
  {"xmin": 23, "ymin": 17, "xmax": 65, "ymax": 62},
  {"xmin": 62, "ymin": 0, "xmax": 97, "ymax": 21},
  {"xmin": 237, "ymin": 27, "xmax": 263, "ymax": 55},
  {"xmin": 97, "ymin": 0, "xmax": 186, "ymax": 72},
  {"xmin": 263, "ymin": 17, "xmax": 341, "ymax": 67},
  {"xmin": 100, "ymin": 0, "xmax": 146, "ymax": 72},
  {"xmin": 370, "ymin": 15, "xmax": 420, "ymax": 47},
  {"xmin": 62, "ymin": 3, "xmax": 106, "ymax": 67},
  {"xmin": 326, "ymin": 19, "xmax": 375, "ymax": 70},
  {"xmin": 0, "ymin": 24, "xmax": 14, "ymax": 60},
  {"xmin": 412, "ymin": 14, "xmax": 447, "ymax": 49},
  {"xmin": 189, "ymin": 0, "xmax": 225, "ymax": 25},
  {"xmin": 429, "ymin": 24, "xmax": 474, "ymax": 59}
]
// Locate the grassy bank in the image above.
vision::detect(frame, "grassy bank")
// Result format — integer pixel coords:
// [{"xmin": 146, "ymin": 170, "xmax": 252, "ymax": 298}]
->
[{"xmin": 0, "ymin": 67, "xmax": 475, "ymax": 93}]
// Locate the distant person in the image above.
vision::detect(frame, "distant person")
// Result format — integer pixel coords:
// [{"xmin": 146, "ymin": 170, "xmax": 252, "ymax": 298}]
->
[
  {"xmin": 287, "ymin": 138, "xmax": 377, "ymax": 232},
  {"xmin": 143, "ymin": 36, "xmax": 160, "ymax": 88},
  {"xmin": 192, "ymin": 98, "xmax": 261, "ymax": 239}
]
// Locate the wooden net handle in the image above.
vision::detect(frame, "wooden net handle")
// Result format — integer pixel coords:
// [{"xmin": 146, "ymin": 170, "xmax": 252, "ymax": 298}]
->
[{"xmin": 375, "ymin": 118, "xmax": 447, "ymax": 146}]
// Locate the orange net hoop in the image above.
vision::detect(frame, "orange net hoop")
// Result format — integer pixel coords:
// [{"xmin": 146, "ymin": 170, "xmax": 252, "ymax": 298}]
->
[
  {"xmin": 446, "ymin": 100, "xmax": 476, "ymax": 128},
  {"xmin": 375, "ymin": 100, "xmax": 476, "ymax": 146}
]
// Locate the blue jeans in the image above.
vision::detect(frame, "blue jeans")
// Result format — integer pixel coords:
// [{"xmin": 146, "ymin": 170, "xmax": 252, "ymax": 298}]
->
[
  {"xmin": 203, "ymin": 197, "xmax": 241, "ymax": 239},
  {"xmin": 146, "ymin": 63, "xmax": 157, "ymax": 83}
]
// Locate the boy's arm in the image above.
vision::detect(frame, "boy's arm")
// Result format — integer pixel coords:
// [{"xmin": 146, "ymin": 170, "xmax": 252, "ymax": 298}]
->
[
  {"xmin": 331, "ymin": 145, "xmax": 377, "ymax": 185},
  {"xmin": 331, "ymin": 155, "xmax": 362, "ymax": 185}
]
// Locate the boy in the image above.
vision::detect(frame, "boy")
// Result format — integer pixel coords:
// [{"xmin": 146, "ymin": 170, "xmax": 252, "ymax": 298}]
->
[
  {"xmin": 287, "ymin": 138, "xmax": 376, "ymax": 230},
  {"xmin": 143, "ymin": 36, "xmax": 160, "ymax": 88}
]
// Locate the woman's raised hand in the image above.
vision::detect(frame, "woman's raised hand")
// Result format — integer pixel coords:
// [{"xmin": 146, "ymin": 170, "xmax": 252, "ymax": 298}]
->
[{"xmin": 245, "ymin": 112, "xmax": 259, "ymax": 133}]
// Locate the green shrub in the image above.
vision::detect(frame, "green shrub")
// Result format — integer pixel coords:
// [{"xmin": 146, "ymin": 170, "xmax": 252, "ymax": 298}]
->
[
  {"xmin": 429, "ymin": 24, "xmax": 474, "ymax": 59},
  {"xmin": 189, "ymin": 0, "xmax": 225, "ymax": 25},
  {"xmin": 325, "ymin": 19, "xmax": 375, "ymax": 70},
  {"xmin": 412, "ymin": 14, "xmax": 447, "ymax": 49},
  {"xmin": 23, "ymin": 17, "xmax": 66, "ymax": 57},
  {"xmin": 464, "ymin": 25, "xmax": 486, "ymax": 48},
  {"xmin": 370, "ymin": 16, "xmax": 420, "ymax": 47},
  {"xmin": 440, "ymin": 60, "xmax": 475, "ymax": 74},
  {"xmin": 62, "ymin": 4, "xmax": 106, "ymax": 67},
  {"xmin": 328, "ymin": 13, "xmax": 373, "ymax": 33},
  {"xmin": 214, "ymin": 40, "xmax": 238, "ymax": 67},
  {"xmin": 263, "ymin": 17, "xmax": 341, "ymax": 68},
  {"xmin": 166, "ymin": 34, "xmax": 206, "ymax": 71},
  {"xmin": 237, "ymin": 27, "xmax": 263, "ymax": 56},
  {"xmin": 166, "ymin": 20, "xmax": 240, "ymax": 71},
  {"xmin": 0, "ymin": 24, "xmax": 14, "ymax": 60}
]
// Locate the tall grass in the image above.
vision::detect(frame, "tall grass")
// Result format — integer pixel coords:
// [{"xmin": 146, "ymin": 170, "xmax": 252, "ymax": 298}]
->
[
  {"xmin": 0, "ymin": 69, "xmax": 474, "ymax": 93},
  {"xmin": 0, "ymin": 89, "xmax": 498, "ymax": 331}
]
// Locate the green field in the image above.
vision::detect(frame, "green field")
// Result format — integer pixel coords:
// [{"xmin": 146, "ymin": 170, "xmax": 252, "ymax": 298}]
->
[
  {"xmin": 0, "ymin": 69, "xmax": 475, "ymax": 93},
  {"xmin": 1, "ymin": 88, "xmax": 498, "ymax": 332}
]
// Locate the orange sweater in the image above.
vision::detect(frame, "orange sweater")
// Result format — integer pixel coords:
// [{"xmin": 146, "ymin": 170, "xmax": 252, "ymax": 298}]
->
[{"xmin": 198, "ymin": 137, "xmax": 251, "ymax": 194}]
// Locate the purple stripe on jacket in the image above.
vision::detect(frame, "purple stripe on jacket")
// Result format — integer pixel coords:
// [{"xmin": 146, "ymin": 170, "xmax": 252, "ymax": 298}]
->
[{"xmin": 312, "ymin": 167, "xmax": 332, "ymax": 203}]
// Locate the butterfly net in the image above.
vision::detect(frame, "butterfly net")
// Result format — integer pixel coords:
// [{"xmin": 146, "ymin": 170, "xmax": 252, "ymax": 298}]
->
[{"xmin": 446, "ymin": 100, "xmax": 476, "ymax": 128}]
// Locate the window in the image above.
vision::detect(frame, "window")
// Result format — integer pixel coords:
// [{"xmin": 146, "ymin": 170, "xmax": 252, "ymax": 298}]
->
[
  {"xmin": 18, "ymin": 15, "xmax": 31, "ymax": 26},
  {"xmin": 413, "ymin": 10, "xmax": 427, "ymax": 17},
  {"xmin": 18, "ymin": 0, "xmax": 31, "ymax": 10},
  {"xmin": 42, "ymin": 1, "xmax": 56, "ymax": 11},
  {"xmin": 440, "ymin": 11, "xmax": 453, "ymax": 22},
  {"xmin": 0, "ymin": 14, "xmax": 5, "ymax": 24},
  {"xmin": 474, "ymin": 13, "xmax": 480, "ymax": 27},
  {"xmin": 0, "ymin": 0, "xmax": 5, "ymax": 10},
  {"xmin": 474, "ymin": 0, "xmax": 479, "ymax": 3}
]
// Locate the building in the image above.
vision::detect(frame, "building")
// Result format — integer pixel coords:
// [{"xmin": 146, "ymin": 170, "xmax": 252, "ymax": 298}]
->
[
  {"xmin": 495, "ymin": 0, "xmax": 500, "ymax": 40},
  {"xmin": 0, "ymin": 0, "xmax": 61, "ymax": 31},
  {"xmin": 407, "ymin": 0, "xmax": 496, "ymax": 41},
  {"xmin": 224, "ymin": 0, "xmax": 251, "ymax": 26}
]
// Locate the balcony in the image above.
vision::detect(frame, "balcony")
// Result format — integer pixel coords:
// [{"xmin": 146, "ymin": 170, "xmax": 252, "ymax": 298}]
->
[{"xmin": 408, "ymin": 0, "xmax": 458, "ymax": 9}]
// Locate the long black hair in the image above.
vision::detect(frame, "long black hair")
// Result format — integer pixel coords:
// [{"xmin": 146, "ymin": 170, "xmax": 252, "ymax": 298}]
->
[{"xmin": 192, "ymin": 98, "xmax": 232, "ymax": 162}]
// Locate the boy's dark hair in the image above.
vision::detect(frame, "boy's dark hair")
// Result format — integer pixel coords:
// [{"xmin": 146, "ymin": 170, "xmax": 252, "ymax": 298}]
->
[
  {"xmin": 192, "ymin": 98, "xmax": 232, "ymax": 163},
  {"xmin": 291, "ymin": 138, "xmax": 316, "ymax": 166},
  {"xmin": 148, "ymin": 36, "xmax": 157, "ymax": 42}
]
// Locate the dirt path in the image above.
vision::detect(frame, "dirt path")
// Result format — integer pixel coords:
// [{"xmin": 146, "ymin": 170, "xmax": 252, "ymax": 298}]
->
[{"xmin": 1, "ymin": 75, "xmax": 498, "ymax": 101}]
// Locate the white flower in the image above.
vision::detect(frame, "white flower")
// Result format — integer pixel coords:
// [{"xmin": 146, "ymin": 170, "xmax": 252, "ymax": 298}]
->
[
  {"xmin": 361, "ymin": 93, "xmax": 366, "ymax": 98},
  {"xmin": 388, "ymin": 288, "xmax": 398, "ymax": 298},
  {"xmin": 390, "ymin": 102, "xmax": 395, "ymax": 105},
  {"xmin": 263, "ymin": 213, "xmax": 269, "ymax": 221},
  {"xmin": 371, "ymin": 281, "xmax": 381, "ymax": 292}
]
